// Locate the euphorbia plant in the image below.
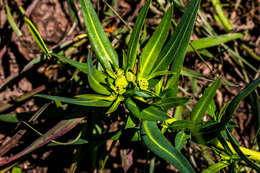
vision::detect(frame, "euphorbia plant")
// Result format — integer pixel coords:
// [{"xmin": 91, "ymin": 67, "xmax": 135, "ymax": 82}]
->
[{"xmin": 1, "ymin": 0, "xmax": 259, "ymax": 172}]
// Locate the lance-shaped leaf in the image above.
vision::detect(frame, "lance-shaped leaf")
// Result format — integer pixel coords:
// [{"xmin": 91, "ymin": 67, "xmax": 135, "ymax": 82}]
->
[
  {"xmin": 191, "ymin": 78, "xmax": 221, "ymax": 122},
  {"xmin": 141, "ymin": 121, "xmax": 195, "ymax": 173},
  {"xmin": 152, "ymin": 0, "xmax": 200, "ymax": 73},
  {"xmin": 138, "ymin": 4, "xmax": 172, "ymax": 77},
  {"xmin": 24, "ymin": 17, "xmax": 50, "ymax": 57},
  {"xmin": 0, "ymin": 117, "xmax": 84, "ymax": 166},
  {"xmin": 152, "ymin": 0, "xmax": 200, "ymax": 96},
  {"xmin": 36, "ymin": 94, "xmax": 112, "ymax": 107},
  {"xmin": 51, "ymin": 53, "xmax": 88, "ymax": 74},
  {"xmin": 126, "ymin": 98, "xmax": 170, "ymax": 121},
  {"xmin": 87, "ymin": 53, "xmax": 111, "ymax": 95},
  {"xmin": 80, "ymin": 0, "xmax": 119, "ymax": 71},
  {"xmin": 127, "ymin": 0, "xmax": 151, "ymax": 70}
]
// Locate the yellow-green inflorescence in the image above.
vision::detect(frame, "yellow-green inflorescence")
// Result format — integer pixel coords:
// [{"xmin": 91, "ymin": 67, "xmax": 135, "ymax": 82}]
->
[
  {"xmin": 112, "ymin": 69, "xmax": 150, "ymax": 95},
  {"xmin": 114, "ymin": 69, "xmax": 129, "ymax": 95}
]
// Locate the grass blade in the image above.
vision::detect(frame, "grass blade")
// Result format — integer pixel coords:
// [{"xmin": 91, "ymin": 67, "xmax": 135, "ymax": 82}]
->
[
  {"xmin": 51, "ymin": 53, "xmax": 88, "ymax": 74},
  {"xmin": 36, "ymin": 94, "xmax": 112, "ymax": 107},
  {"xmin": 24, "ymin": 17, "xmax": 49, "ymax": 57},
  {"xmin": 191, "ymin": 78, "xmax": 221, "ymax": 122},
  {"xmin": 187, "ymin": 32, "xmax": 245, "ymax": 52},
  {"xmin": 127, "ymin": 0, "xmax": 151, "ymax": 70},
  {"xmin": 141, "ymin": 121, "xmax": 195, "ymax": 173},
  {"xmin": 5, "ymin": 4, "xmax": 22, "ymax": 37},
  {"xmin": 138, "ymin": 4, "xmax": 172, "ymax": 77},
  {"xmin": 67, "ymin": 0, "xmax": 83, "ymax": 29},
  {"xmin": 226, "ymin": 128, "xmax": 260, "ymax": 172},
  {"xmin": 211, "ymin": 0, "xmax": 233, "ymax": 31},
  {"xmin": 80, "ymin": 0, "xmax": 119, "ymax": 71},
  {"xmin": 221, "ymin": 77, "xmax": 260, "ymax": 125}
]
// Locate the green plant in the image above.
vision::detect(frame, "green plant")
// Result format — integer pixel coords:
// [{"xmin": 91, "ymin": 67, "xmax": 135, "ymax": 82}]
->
[{"xmin": 1, "ymin": 0, "xmax": 259, "ymax": 172}]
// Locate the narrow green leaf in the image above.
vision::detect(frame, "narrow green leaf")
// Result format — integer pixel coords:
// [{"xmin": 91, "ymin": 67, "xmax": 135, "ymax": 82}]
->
[
  {"xmin": 51, "ymin": 53, "xmax": 88, "ymax": 74},
  {"xmin": 152, "ymin": 0, "xmax": 200, "ymax": 96},
  {"xmin": 221, "ymin": 77, "xmax": 260, "ymax": 125},
  {"xmin": 24, "ymin": 17, "xmax": 49, "ymax": 57},
  {"xmin": 67, "ymin": 0, "xmax": 83, "ymax": 29},
  {"xmin": 0, "ymin": 117, "xmax": 84, "ymax": 166},
  {"xmin": 174, "ymin": 131, "xmax": 191, "ymax": 151},
  {"xmin": 154, "ymin": 97, "xmax": 190, "ymax": 110},
  {"xmin": 36, "ymin": 94, "xmax": 112, "ymax": 107},
  {"xmin": 147, "ymin": 71, "xmax": 175, "ymax": 80},
  {"xmin": 191, "ymin": 78, "xmax": 221, "ymax": 122},
  {"xmin": 126, "ymin": 98, "xmax": 170, "ymax": 121},
  {"xmin": 127, "ymin": 0, "xmax": 151, "ymax": 70},
  {"xmin": 187, "ymin": 32, "xmax": 245, "ymax": 52},
  {"xmin": 80, "ymin": 0, "xmax": 119, "ymax": 71},
  {"xmin": 202, "ymin": 161, "xmax": 230, "ymax": 173},
  {"xmin": 141, "ymin": 121, "xmax": 195, "ymax": 173},
  {"xmin": 75, "ymin": 94, "xmax": 115, "ymax": 101},
  {"xmin": 226, "ymin": 128, "xmax": 260, "ymax": 172},
  {"xmin": 87, "ymin": 53, "xmax": 111, "ymax": 95},
  {"xmin": 5, "ymin": 5, "xmax": 22, "ymax": 36},
  {"xmin": 138, "ymin": 5, "xmax": 172, "ymax": 77},
  {"xmin": 169, "ymin": 120, "xmax": 196, "ymax": 131}
]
